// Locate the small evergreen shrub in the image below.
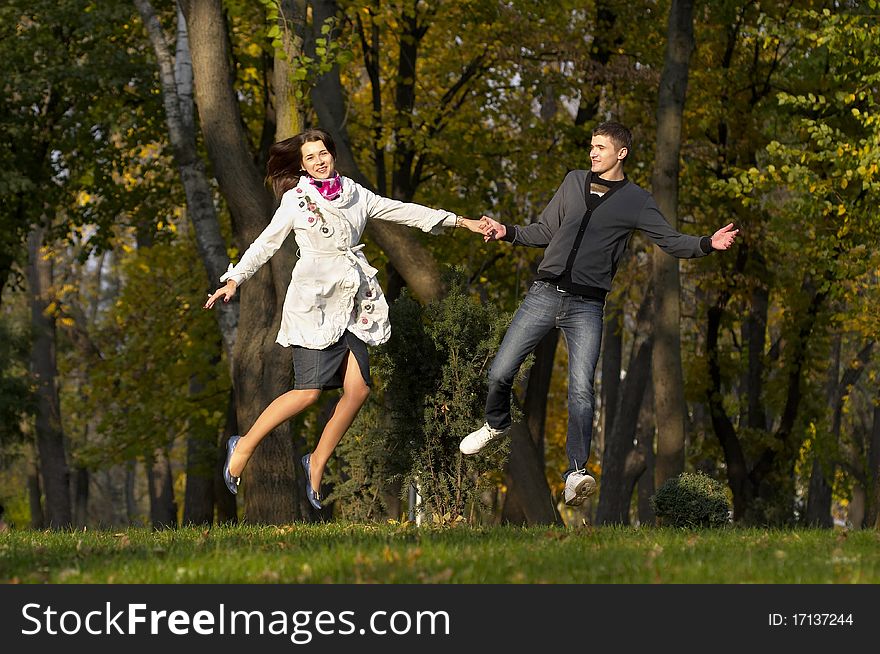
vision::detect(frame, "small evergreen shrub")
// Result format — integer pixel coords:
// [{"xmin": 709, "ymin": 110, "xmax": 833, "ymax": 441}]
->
[
  {"xmin": 330, "ymin": 268, "xmax": 510, "ymax": 523},
  {"xmin": 651, "ymin": 472, "xmax": 731, "ymax": 528}
]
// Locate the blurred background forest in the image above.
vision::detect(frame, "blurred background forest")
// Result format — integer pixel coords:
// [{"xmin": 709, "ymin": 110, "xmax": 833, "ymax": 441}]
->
[{"xmin": 1, "ymin": 0, "xmax": 878, "ymax": 531}]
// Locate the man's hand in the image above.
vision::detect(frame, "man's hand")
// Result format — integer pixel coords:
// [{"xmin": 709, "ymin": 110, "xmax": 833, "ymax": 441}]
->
[
  {"xmin": 479, "ymin": 215, "xmax": 506, "ymax": 242},
  {"xmin": 711, "ymin": 223, "xmax": 739, "ymax": 251}
]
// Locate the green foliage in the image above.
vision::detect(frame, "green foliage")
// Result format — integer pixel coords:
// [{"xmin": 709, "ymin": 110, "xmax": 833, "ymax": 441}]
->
[
  {"xmin": 61, "ymin": 231, "xmax": 229, "ymax": 470},
  {"xmin": 0, "ymin": 0, "xmax": 169, "ymax": 281},
  {"xmin": 330, "ymin": 268, "xmax": 510, "ymax": 522},
  {"xmin": 674, "ymin": 1, "xmax": 880, "ymax": 523},
  {"xmin": 0, "ymin": 490, "xmax": 29, "ymax": 530},
  {"xmin": 0, "ymin": 317, "xmax": 35, "ymax": 447},
  {"xmin": 3, "ymin": 0, "xmax": 878, "ymax": 528},
  {"xmin": 340, "ymin": 0, "xmax": 615, "ymax": 287},
  {"xmin": 290, "ymin": 13, "xmax": 355, "ymax": 96},
  {"xmin": 651, "ymin": 472, "xmax": 731, "ymax": 529}
]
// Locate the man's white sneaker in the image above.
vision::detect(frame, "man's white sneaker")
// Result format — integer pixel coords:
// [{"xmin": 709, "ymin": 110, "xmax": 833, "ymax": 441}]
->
[
  {"xmin": 459, "ymin": 422, "xmax": 508, "ymax": 455},
  {"xmin": 563, "ymin": 470, "xmax": 597, "ymax": 506}
]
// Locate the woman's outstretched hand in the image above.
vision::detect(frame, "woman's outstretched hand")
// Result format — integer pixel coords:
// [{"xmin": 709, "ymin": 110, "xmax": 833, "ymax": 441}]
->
[
  {"xmin": 457, "ymin": 215, "xmax": 490, "ymax": 234},
  {"xmin": 204, "ymin": 280, "xmax": 237, "ymax": 309}
]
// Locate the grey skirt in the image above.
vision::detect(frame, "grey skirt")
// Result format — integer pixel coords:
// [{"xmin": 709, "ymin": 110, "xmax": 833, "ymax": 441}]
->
[{"xmin": 292, "ymin": 331, "xmax": 371, "ymax": 390}]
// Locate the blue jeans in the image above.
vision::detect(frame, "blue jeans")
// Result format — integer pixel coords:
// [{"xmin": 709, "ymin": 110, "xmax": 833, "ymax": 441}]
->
[{"xmin": 485, "ymin": 281, "xmax": 604, "ymax": 479}]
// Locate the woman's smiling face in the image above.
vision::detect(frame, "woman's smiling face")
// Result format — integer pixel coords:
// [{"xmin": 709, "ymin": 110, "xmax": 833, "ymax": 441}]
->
[{"xmin": 300, "ymin": 140, "xmax": 335, "ymax": 179}]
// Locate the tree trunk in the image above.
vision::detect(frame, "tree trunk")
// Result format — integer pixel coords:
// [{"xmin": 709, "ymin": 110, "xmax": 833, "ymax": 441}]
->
[
  {"xmin": 636, "ymin": 383, "xmax": 656, "ymax": 525},
  {"xmin": 135, "ymin": 0, "xmax": 239, "ymax": 360},
  {"xmin": 146, "ymin": 447, "xmax": 178, "ymax": 529},
  {"xmin": 126, "ymin": 462, "xmax": 140, "ymax": 525},
  {"xmin": 73, "ymin": 465, "xmax": 89, "ymax": 528},
  {"xmin": 181, "ymin": 0, "xmax": 302, "ymax": 523},
  {"xmin": 622, "ymin": 447, "xmax": 648, "ymax": 516},
  {"xmin": 707, "ymin": 294, "xmax": 751, "ymax": 520},
  {"xmin": 745, "ymin": 253, "xmax": 769, "ymax": 431},
  {"xmin": 183, "ymin": 374, "xmax": 216, "ymax": 526},
  {"xmin": 597, "ymin": 288, "xmax": 654, "ymax": 525},
  {"xmin": 651, "ymin": 0, "xmax": 695, "ymax": 490},
  {"xmin": 847, "ymin": 486, "xmax": 866, "ymax": 530},
  {"xmin": 601, "ymin": 295, "xmax": 623, "ymax": 455},
  {"xmin": 805, "ymin": 335, "xmax": 840, "ymax": 527},
  {"xmin": 136, "ymin": 0, "xmax": 245, "ymax": 524},
  {"xmin": 28, "ymin": 455, "xmax": 45, "ymax": 529},
  {"xmin": 750, "ymin": 286, "xmax": 826, "ymax": 517},
  {"xmin": 353, "ymin": 2, "xmax": 387, "ymax": 195},
  {"xmin": 215, "ymin": 389, "xmax": 240, "ymax": 524},
  {"xmin": 808, "ymin": 339, "xmax": 873, "ymax": 527},
  {"xmin": 105, "ymin": 466, "xmax": 130, "ymax": 527},
  {"xmin": 713, "ymin": 277, "xmax": 826, "ymax": 524},
  {"xmin": 500, "ymin": 330, "xmax": 563, "ymax": 526},
  {"xmin": 27, "ymin": 227, "xmax": 72, "ymax": 529},
  {"xmin": 865, "ymin": 405, "xmax": 880, "ymax": 528},
  {"xmin": 273, "ymin": 0, "xmax": 307, "ymax": 140},
  {"xmin": 502, "ymin": 424, "xmax": 563, "ymax": 526},
  {"xmin": 390, "ymin": 2, "xmax": 423, "ymax": 202}
]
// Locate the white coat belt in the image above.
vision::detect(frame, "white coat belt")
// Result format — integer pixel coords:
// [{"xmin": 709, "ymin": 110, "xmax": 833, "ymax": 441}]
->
[{"xmin": 297, "ymin": 244, "xmax": 379, "ymax": 278}]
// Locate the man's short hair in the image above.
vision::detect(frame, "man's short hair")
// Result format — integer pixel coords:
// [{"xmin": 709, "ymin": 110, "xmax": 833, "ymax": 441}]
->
[{"xmin": 593, "ymin": 121, "xmax": 632, "ymax": 157}]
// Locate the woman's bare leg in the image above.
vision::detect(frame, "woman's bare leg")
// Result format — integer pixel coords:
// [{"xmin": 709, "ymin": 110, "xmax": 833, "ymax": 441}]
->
[
  {"xmin": 308, "ymin": 352, "xmax": 370, "ymax": 493},
  {"xmin": 228, "ymin": 388, "xmax": 322, "ymax": 477}
]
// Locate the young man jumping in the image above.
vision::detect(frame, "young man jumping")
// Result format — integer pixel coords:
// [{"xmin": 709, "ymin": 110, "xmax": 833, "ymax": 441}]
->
[{"xmin": 462, "ymin": 121, "xmax": 738, "ymax": 506}]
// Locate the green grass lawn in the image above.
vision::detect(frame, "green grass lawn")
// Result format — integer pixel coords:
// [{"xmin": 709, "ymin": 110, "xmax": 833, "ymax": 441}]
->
[{"xmin": 1, "ymin": 523, "xmax": 878, "ymax": 583}]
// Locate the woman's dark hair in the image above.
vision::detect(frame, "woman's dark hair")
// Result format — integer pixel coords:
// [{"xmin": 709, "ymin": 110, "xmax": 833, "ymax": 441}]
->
[{"xmin": 266, "ymin": 128, "xmax": 338, "ymax": 199}]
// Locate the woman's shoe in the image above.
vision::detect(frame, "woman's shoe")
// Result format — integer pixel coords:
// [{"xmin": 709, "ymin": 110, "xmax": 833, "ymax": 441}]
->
[
  {"xmin": 223, "ymin": 435, "xmax": 241, "ymax": 495},
  {"xmin": 301, "ymin": 453, "xmax": 323, "ymax": 510}
]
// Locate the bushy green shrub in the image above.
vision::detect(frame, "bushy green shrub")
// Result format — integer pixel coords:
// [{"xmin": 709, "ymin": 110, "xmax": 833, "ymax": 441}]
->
[
  {"xmin": 329, "ymin": 268, "xmax": 510, "ymax": 522},
  {"xmin": 651, "ymin": 472, "xmax": 731, "ymax": 528}
]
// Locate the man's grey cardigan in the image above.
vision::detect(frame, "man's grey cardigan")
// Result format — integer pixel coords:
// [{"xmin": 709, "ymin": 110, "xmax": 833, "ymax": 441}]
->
[{"xmin": 501, "ymin": 170, "xmax": 713, "ymax": 301}]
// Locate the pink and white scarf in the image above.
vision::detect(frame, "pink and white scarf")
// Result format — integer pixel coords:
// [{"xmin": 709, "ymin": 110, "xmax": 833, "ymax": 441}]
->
[{"xmin": 307, "ymin": 173, "xmax": 342, "ymax": 201}]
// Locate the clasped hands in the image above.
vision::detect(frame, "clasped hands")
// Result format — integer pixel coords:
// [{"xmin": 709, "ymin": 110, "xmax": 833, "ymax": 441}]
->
[
  {"xmin": 461, "ymin": 215, "xmax": 505, "ymax": 242},
  {"xmin": 457, "ymin": 215, "xmax": 505, "ymax": 241}
]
